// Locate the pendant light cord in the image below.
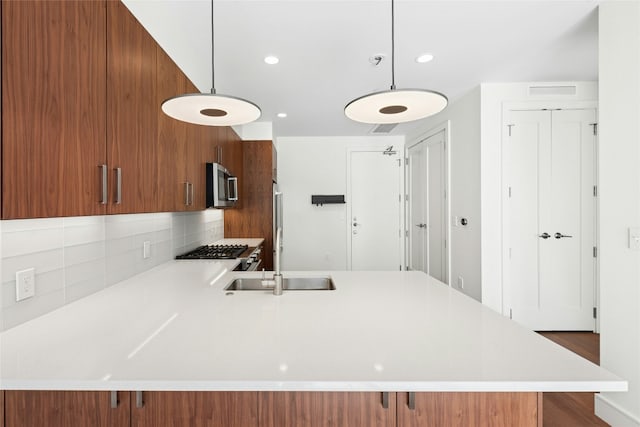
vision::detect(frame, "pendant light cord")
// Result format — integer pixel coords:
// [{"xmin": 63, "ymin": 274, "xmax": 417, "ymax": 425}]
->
[
  {"xmin": 390, "ymin": 0, "xmax": 396, "ymax": 91},
  {"xmin": 210, "ymin": 0, "xmax": 216, "ymax": 94}
]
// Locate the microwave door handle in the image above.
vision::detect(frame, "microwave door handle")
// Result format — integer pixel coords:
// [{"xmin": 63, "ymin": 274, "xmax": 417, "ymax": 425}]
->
[{"xmin": 228, "ymin": 177, "xmax": 238, "ymax": 201}]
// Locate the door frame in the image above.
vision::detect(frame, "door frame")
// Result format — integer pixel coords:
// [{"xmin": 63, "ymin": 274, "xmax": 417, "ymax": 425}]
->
[
  {"xmin": 405, "ymin": 122, "xmax": 451, "ymax": 283},
  {"xmin": 346, "ymin": 146, "xmax": 405, "ymax": 271},
  {"xmin": 501, "ymin": 100, "xmax": 599, "ymax": 331}
]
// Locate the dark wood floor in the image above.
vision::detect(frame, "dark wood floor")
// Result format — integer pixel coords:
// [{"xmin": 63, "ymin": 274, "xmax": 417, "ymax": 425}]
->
[{"xmin": 538, "ymin": 331, "xmax": 608, "ymax": 427}]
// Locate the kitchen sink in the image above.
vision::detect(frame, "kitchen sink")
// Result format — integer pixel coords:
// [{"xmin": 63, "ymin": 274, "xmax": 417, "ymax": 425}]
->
[{"xmin": 224, "ymin": 277, "xmax": 336, "ymax": 291}]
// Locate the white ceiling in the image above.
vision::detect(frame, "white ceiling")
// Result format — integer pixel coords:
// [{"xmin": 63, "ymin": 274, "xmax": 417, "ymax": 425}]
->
[{"xmin": 124, "ymin": 0, "xmax": 599, "ymax": 138}]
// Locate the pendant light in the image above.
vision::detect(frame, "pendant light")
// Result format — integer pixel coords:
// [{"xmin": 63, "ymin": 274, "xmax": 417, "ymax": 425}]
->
[
  {"xmin": 161, "ymin": 0, "xmax": 261, "ymax": 126},
  {"xmin": 344, "ymin": 0, "xmax": 447, "ymax": 124}
]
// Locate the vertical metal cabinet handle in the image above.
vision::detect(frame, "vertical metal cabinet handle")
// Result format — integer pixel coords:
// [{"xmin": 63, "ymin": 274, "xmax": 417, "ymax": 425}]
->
[
  {"xmin": 115, "ymin": 168, "xmax": 122, "ymax": 204},
  {"xmin": 381, "ymin": 392, "xmax": 389, "ymax": 409},
  {"xmin": 228, "ymin": 177, "xmax": 238, "ymax": 201},
  {"xmin": 184, "ymin": 182, "xmax": 190, "ymax": 206},
  {"xmin": 136, "ymin": 391, "xmax": 144, "ymax": 408},
  {"xmin": 99, "ymin": 165, "xmax": 108, "ymax": 204},
  {"xmin": 110, "ymin": 391, "xmax": 118, "ymax": 409},
  {"xmin": 408, "ymin": 392, "xmax": 416, "ymax": 410},
  {"xmin": 190, "ymin": 182, "xmax": 194, "ymax": 206}
]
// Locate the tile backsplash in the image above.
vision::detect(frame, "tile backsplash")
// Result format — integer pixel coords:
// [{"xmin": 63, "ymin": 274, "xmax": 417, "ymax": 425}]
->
[{"xmin": 0, "ymin": 210, "xmax": 223, "ymax": 331}]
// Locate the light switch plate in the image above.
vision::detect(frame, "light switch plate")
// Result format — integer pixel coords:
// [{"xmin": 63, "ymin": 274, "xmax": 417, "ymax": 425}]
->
[
  {"xmin": 143, "ymin": 241, "xmax": 151, "ymax": 259},
  {"xmin": 629, "ymin": 227, "xmax": 640, "ymax": 251},
  {"xmin": 16, "ymin": 268, "xmax": 35, "ymax": 301}
]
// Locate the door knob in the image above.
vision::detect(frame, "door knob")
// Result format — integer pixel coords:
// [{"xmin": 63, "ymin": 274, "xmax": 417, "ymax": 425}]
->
[
  {"xmin": 539, "ymin": 232, "xmax": 550, "ymax": 239},
  {"xmin": 353, "ymin": 222, "xmax": 360, "ymax": 227},
  {"xmin": 554, "ymin": 232, "xmax": 573, "ymax": 239},
  {"xmin": 416, "ymin": 223, "xmax": 427, "ymax": 228}
]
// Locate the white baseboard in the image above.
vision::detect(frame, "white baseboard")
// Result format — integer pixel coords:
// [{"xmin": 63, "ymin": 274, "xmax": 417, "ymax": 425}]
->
[{"xmin": 595, "ymin": 394, "xmax": 640, "ymax": 427}]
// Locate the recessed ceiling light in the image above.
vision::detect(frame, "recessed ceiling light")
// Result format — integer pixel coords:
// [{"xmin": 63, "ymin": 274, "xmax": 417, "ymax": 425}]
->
[
  {"xmin": 416, "ymin": 53, "xmax": 434, "ymax": 63},
  {"xmin": 264, "ymin": 56, "xmax": 279, "ymax": 65},
  {"xmin": 277, "ymin": 113, "xmax": 287, "ymax": 118}
]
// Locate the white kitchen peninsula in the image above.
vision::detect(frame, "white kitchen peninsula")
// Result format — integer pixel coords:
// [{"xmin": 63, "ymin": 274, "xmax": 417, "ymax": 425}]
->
[{"xmin": 0, "ymin": 261, "xmax": 626, "ymax": 426}]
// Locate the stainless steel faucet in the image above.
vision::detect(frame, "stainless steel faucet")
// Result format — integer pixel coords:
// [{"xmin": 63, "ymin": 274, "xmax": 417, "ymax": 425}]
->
[{"xmin": 261, "ymin": 227, "xmax": 283, "ymax": 295}]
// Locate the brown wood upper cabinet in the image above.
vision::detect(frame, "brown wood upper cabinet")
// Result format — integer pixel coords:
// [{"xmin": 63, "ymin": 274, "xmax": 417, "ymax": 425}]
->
[
  {"xmin": 107, "ymin": 1, "xmax": 158, "ymax": 214},
  {"xmin": 1, "ymin": 0, "xmax": 235, "ymax": 218},
  {"xmin": 1, "ymin": 0, "xmax": 107, "ymax": 219}
]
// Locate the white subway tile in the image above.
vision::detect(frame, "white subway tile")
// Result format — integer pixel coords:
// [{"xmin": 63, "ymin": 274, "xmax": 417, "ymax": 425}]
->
[
  {"xmin": 105, "ymin": 252, "xmax": 136, "ymax": 286},
  {"xmin": 62, "ymin": 216, "xmax": 104, "ymax": 227},
  {"xmin": 2, "ymin": 218, "xmax": 63, "ymax": 232},
  {"xmin": 2, "ymin": 228, "xmax": 64, "ymax": 258},
  {"xmin": 65, "ymin": 279, "xmax": 105, "ymax": 304},
  {"xmin": 64, "ymin": 242, "xmax": 105, "ymax": 266},
  {"xmin": 2, "ymin": 249, "xmax": 63, "ymax": 283},
  {"xmin": 65, "ymin": 259, "xmax": 105, "ymax": 287},
  {"xmin": 105, "ymin": 236, "xmax": 135, "ymax": 257},
  {"xmin": 1, "ymin": 289, "xmax": 65, "ymax": 331},
  {"xmin": 64, "ymin": 222, "xmax": 105, "ymax": 246}
]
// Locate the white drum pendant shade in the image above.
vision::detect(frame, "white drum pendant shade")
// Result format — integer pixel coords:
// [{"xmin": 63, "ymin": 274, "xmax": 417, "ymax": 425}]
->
[
  {"xmin": 344, "ymin": 88, "xmax": 447, "ymax": 124},
  {"xmin": 161, "ymin": 93, "xmax": 261, "ymax": 126}
]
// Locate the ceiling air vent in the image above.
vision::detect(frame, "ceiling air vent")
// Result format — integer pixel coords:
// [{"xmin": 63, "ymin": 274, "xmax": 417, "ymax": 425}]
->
[
  {"xmin": 529, "ymin": 85, "xmax": 577, "ymax": 96},
  {"xmin": 370, "ymin": 123, "xmax": 398, "ymax": 134}
]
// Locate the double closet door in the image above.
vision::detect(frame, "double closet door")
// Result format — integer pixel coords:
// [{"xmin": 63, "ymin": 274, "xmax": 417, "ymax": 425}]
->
[{"xmin": 506, "ymin": 109, "xmax": 597, "ymax": 331}]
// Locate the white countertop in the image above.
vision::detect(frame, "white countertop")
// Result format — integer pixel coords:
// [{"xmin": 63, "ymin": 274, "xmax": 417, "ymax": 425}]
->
[
  {"xmin": 213, "ymin": 238, "xmax": 264, "ymax": 247},
  {"xmin": 0, "ymin": 262, "xmax": 627, "ymax": 393}
]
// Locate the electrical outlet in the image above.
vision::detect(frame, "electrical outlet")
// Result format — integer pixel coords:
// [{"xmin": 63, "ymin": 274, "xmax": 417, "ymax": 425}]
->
[
  {"xmin": 457, "ymin": 275, "xmax": 464, "ymax": 289},
  {"xmin": 629, "ymin": 227, "xmax": 640, "ymax": 251},
  {"xmin": 143, "ymin": 241, "xmax": 151, "ymax": 259},
  {"xmin": 16, "ymin": 268, "xmax": 35, "ymax": 301}
]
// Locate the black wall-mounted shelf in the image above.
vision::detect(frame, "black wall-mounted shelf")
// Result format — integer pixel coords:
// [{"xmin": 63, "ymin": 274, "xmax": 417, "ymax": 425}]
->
[{"xmin": 311, "ymin": 195, "xmax": 345, "ymax": 206}]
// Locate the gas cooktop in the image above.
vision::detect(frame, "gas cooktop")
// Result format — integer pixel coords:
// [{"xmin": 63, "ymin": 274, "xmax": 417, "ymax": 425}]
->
[{"xmin": 175, "ymin": 244, "xmax": 249, "ymax": 260}]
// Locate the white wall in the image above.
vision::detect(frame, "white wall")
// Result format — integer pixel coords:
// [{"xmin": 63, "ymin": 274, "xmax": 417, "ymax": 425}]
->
[
  {"xmin": 405, "ymin": 88, "xmax": 482, "ymax": 301},
  {"xmin": 0, "ymin": 210, "xmax": 224, "ymax": 332},
  {"xmin": 594, "ymin": 3, "xmax": 640, "ymax": 425},
  {"xmin": 277, "ymin": 136, "xmax": 403, "ymax": 271},
  {"xmin": 479, "ymin": 81, "xmax": 598, "ymax": 314}
]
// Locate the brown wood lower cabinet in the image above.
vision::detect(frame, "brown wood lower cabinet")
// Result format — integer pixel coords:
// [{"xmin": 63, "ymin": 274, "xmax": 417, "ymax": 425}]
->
[
  {"xmin": 397, "ymin": 392, "xmax": 542, "ymax": 427},
  {"xmin": 2, "ymin": 390, "xmax": 541, "ymax": 427},
  {"xmin": 260, "ymin": 391, "xmax": 395, "ymax": 427},
  {"xmin": 4, "ymin": 391, "xmax": 130, "ymax": 427},
  {"xmin": 131, "ymin": 391, "xmax": 258, "ymax": 427}
]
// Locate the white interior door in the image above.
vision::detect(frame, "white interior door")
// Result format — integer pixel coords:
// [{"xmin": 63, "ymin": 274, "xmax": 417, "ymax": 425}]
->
[
  {"xmin": 407, "ymin": 130, "xmax": 447, "ymax": 283},
  {"xmin": 408, "ymin": 143, "xmax": 426, "ymax": 272},
  {"xmin": 507, "ymin": 109, "xmax": 596, "ymax": 331},
  {"xmin": 349, "ymin": 150, "xmax": 401, "ymax": 270}
]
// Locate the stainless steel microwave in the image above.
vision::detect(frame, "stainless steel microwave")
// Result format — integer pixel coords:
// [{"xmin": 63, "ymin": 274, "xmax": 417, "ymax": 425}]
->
[{"xmin": 206, "ymin": 163, "xmax": 238, "ymax": 208}]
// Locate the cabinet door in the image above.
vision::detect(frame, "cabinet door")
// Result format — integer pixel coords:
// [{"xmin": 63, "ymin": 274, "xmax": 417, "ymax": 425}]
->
[
  {"xmin": 2, "ymin": 0, "xmax": 107, "ymax": 219},
  {"xmin": 107, "ymin": 1, "xmax": 158, "ymax": 214},
  {"xmin": 259, "ymin": 392, "xmax": 396, "ymax": 427},
  {"xmin": 397, "ymin": 392, "xmax": 541, "ymax": 427},
  {"xmin": 131, "ymin": 391, "xmax": 258, "ymax": 427},
  {"xmin": 4, "ymin": 391, "xmax": 129, "ymax": 427},
  {"xmin": 156, "ymin": 47, "xmax": 189, "ymax": 212}
]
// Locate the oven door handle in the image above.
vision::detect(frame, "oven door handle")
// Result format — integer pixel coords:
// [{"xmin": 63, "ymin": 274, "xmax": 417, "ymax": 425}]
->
[
  {"xmin": 228, "ymin": 177, "xmax": 238, "ymax": 201},
  {"xmin": 247, "ymin": 259, "xmax": 262, "ymax": 271}
]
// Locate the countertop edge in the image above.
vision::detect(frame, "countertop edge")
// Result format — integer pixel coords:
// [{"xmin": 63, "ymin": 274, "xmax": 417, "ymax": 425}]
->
[{"xmin": 0, "ymin": 380, "xmax": 627, "ymax": 393}]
